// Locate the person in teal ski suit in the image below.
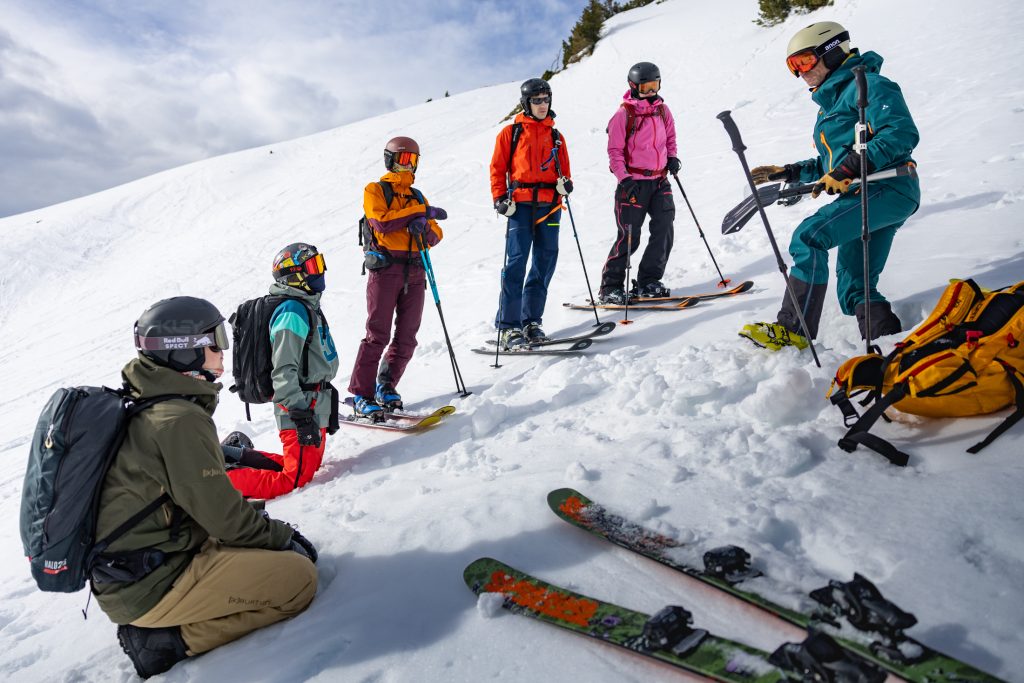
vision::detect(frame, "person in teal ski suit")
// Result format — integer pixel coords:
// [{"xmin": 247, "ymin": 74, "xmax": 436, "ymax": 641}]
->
[{"xmin": 742, "ymin": 21, "xmax": 920, "ymax": 350}]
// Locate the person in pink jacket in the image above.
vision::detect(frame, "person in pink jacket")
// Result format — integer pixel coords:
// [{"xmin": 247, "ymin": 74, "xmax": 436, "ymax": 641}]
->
[{"xmin": 599, "ymin": 62, "xmax": 680, "ymax": 304}]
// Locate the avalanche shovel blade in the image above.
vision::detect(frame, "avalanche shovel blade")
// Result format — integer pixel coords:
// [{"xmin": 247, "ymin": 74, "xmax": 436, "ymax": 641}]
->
[{"xmin": 722, "ymin": 183, "xmax": 784, "ymax": 235}]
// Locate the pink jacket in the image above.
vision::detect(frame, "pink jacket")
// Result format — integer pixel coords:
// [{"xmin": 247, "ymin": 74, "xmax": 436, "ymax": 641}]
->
[{"xmin": 607, "ymin": 91, "xmax": 678, "ymax": 182}]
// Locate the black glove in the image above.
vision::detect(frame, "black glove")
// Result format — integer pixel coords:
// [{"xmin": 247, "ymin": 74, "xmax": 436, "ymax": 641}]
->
[
  {"xmin": 617, "ymin": 178, "xmax": 640, "ymax": 203},
  {"xmin": 556, "ymin": 176, "xmax": 573, "ymax": 196},
  {"xmin": 667, "ymin": 157, "xmax": 681, "ymax": 175},
  {"xmin": 289, "ymin": 407, "xmax": 322, "ymax": 447},
  {"xmin": 287, "ymin": 528, "xmax": 318, "ymax": 564}
]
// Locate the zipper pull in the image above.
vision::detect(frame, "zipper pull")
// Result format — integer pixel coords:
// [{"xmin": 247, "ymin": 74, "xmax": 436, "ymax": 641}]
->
[{"xmin": 44, "ymin": 423, "xmax": 56, "ymax": 449}]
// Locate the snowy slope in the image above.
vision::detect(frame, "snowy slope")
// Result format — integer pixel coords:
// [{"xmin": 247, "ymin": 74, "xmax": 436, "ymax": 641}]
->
[{"xmin": 1, "ymin": 0, "xmax": 1023, "ymax": 680}]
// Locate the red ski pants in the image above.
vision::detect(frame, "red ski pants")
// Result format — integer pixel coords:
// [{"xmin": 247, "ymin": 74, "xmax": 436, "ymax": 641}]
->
[{"xmin": 226, "ymin": 428, "xmax": 326, "ymax": 500}]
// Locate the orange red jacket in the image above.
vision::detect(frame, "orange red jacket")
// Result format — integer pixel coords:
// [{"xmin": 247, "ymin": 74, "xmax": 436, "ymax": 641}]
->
[
  {"xmin": 364, "ymin": 171, "xmax": 442, "ymax": 255},
  {"xmin": 490, "ymin": 112, "xmax": 571, "ymax": 205}
]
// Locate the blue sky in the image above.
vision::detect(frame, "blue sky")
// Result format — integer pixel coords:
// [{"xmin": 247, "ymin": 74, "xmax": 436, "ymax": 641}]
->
[{"xmin": 0, "ymin": 0, "xmax": 588, "ymax": 217}]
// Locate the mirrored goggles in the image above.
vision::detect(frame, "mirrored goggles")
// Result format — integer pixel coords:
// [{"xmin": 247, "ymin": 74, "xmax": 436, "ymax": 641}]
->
[
  {"xmin": 277, "ymin": 252, "xmax": 327, "ymax": 277},
  {"xmin": 528, "ymin": 96, "xmax": 551, "ymax": 105},
  {"xmin": 637, "ymin": 79, "xmax": 660, "ymax": 94},
  {"xmin": 136, "ymin": 321, "xmax": 230, "ymax": 352},
  {"xmin": 396, "ymin": 151, "xmax": 419, "ymax": 167},
  {"xmin": 786, "ymin": 49, "xmax": 819, "ymax": 76}
]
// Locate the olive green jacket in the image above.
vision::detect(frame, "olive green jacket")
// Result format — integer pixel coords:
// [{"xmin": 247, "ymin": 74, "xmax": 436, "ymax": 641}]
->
[{"xmin": 93, "ymin": 356, "xmax": 294, "ymax": 624}]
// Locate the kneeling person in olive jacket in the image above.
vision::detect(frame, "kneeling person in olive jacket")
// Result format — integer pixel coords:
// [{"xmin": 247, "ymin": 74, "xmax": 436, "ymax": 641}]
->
[{"xmin": 95, "ymin": 296, "xmax": 318, "ymax": 679}]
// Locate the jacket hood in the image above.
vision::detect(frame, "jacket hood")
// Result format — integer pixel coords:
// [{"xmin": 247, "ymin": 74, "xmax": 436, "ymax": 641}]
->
[
  {"xmin": 122, "ymin": 355, "xmax": 221, "ymax": 412},
  {"xmin": 813, "ymin": 49, "xmax": 884, "ymax": 102},
  {"xmin": 621, "ymin": 90, "xmax": 664, "ymax": 112},
  {"xmin": 268, "ymin": 281, "xmax": 324, "ymax": 305}
]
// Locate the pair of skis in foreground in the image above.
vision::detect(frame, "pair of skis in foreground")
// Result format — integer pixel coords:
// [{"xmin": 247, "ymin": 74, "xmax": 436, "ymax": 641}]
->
[{"xmin": 464, "ymin": 488, "xmax": 1001, "ymax": 682}]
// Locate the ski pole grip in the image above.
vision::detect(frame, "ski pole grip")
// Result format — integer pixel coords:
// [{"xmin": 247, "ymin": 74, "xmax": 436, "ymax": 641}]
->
[
  {"xmin": 852, "ymin": 66, "xmax": 868, "ymax": 108},
  {"xmin": 716, "ymin": 111, "xmax": 746, "ymax": 153}
]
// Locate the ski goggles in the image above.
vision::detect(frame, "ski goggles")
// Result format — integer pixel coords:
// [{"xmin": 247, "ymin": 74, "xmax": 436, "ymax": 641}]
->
[
  {"xmin": 637, "ymin": 79, "xmax": 660, "ymax": 94},
  {"xmin": 528, "ymin": 96, "xmax": 551, "ymax": 105},
  {"xmin": 135, "ymin": 321, "xmax": 230, "ymax": 352},
  {"xmin": 394, "ymin": 151, "xmax": 418, "ymax": 167},
  {"xmin": 276, "ymin": 252, "xmax": 327, "ymax": 277},
  {"xmin": 786, "ymin": 49, "xmax": 820, "ymax": 76}
]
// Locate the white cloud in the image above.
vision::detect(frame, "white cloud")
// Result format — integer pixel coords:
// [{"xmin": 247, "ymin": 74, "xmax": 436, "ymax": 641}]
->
[{"xmin": 0, "ymin": 0, "xmax": 584, "ymax": 217}]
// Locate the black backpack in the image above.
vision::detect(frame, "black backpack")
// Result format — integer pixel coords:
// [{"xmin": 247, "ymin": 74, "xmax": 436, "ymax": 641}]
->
[
  {"xmin": 358, "ymin": 181, "xmax": 424, "ymax": 274},
  {"xmin": 20, "ymin": 386, "xmax": 185, "ymax": 592},
  {"xmin": 229, "ymin": 295, "xmax": 323, "ymax": 416}
]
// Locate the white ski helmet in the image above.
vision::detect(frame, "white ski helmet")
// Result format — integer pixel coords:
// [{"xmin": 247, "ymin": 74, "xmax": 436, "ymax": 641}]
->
[{"xmin": 786, "ymin": 21, "xmax": 851, "ymax": 76}]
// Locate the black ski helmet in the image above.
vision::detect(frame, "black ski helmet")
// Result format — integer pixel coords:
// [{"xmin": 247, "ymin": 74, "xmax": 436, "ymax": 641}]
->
[
  {"xmin": 519, "ymin": 78, "xmax": 552, "ymax": 118},
  {"xmin": 272, "ymin": 242, "xmax": 325, "ymax": 293},
  {"xmin": 628, "ymin": 62, "xmax": 661, "ymax": 97},
  {"xmin": 134, "ymin": 296, "xmax": 228, "ymax": 374}
]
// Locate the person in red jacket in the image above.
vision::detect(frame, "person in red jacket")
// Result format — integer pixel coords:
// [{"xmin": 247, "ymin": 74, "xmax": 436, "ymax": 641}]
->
[
  {"xmin": 599, "ymin": 62, "xmax": 680, "ymax": 304},
  {"xmin": 489, "ymin": 78, "xmax": 572, "ymax": 349}
]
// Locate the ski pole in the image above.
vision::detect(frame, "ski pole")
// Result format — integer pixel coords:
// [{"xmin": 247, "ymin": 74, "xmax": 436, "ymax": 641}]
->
[
  {"xmin": 621, "ymin": 224, "xmax": 634, "ymax": 326},
  {"xmin": 717, "ymin": 110, "xmax": 821, "ymax": 368},
  {"xmin": 417, "ymin": 234, "xmax": 471, "ymax": 397},
  {"xmin": 670, "ymin": 172, "xmax": 730, "ymax": 288},
  {"xmin": 853, "ymin": 66, "xmax": 873, "ymax": 355},
  {"xmin": 550, "ymin": 140, "xmax": 601, "ymax": 326},
  {"xmin": 492, "ymin": 216, "xmax": 512, "ymax": 369}
]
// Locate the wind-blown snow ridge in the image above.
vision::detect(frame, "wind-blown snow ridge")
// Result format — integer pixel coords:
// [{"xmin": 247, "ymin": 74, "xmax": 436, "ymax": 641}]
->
[{"xmin": 0, "ymin": 0, "xmax": 1022, "ymax": 680}]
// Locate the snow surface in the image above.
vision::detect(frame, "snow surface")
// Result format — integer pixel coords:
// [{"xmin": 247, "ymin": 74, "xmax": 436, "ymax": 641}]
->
[{"xmin": 1, "ymin": 0, "xmax": 1023, "ymax": 680}]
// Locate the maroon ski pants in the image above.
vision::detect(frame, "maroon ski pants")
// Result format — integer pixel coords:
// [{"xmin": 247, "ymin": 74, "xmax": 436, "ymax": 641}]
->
[{"xmin": 348, "ymin": 262, "xmax": 426, "ymax": 397}]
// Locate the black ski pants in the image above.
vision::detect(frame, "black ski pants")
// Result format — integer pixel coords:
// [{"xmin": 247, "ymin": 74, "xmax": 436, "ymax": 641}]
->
[{"xmin": 600, "ymin": 177, "xmax": 675, "ymax": 293}]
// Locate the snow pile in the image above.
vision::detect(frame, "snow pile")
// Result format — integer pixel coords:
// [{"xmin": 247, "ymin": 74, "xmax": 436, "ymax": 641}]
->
[{"xmin": 0, "ymin": 0, "xmax": 1022, "ymax": 680}]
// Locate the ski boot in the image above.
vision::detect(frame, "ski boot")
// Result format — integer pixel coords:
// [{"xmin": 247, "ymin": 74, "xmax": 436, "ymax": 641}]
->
[
  {"xmin": 634, "ymin": 280, "xmax": 670, "ymax": 299},
  {"xmin": 738, "ymin": 322, "xmax": 809, "ymax": 351},
  {"xmin": 117, "ymin": 624, "xmax": 189, "ymax": 679},
  {"xmin": 523, "ymin": 322, "xmax": 549, "ymax": 344},
  {"xmin": 352, "ymin": 395, "xmax": 385, "ymax": 422},
  {"xmin": 499, "ymin": 327, "xmax": 526, "ymax": 350},
  {"xmin": 220, "ymin": 431, "xmax": 254, "ymax": 450},
  {"xmin": 598, "ymin": 289, "xmax": 628, "ymax": 305},
  {"xmin": 375, "ymin": 383, "xmax": 403, "ymax": 411}
]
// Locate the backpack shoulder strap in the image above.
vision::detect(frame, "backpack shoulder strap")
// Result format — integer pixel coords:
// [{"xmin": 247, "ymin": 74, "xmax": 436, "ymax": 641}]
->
[
  {"xmin": 379, "ymin": 180, "xmax": 395, "ymax": 208},
  {"xmin": 409, "ymin": 187, "xmax": 425, "ymax": 205},
  {"xmin": 551, "ymin": 128, "xmax": 561, "ymax": 145},
  {"xmin": 508, "ymin": 123, "xmax": 524, "ymax": 167}
]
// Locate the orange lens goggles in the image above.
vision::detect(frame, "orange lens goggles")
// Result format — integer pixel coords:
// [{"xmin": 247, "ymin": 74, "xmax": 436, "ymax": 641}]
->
[
  {"xmin": 637, "ymin": 79, "xmax": 660, "ymax": 94},
  {"xmin": 786, "ymin": 50, "xmax": 819, "ymax": 76},
  {"xmin": 396, "ymin": 151, "xmax": 419, "ymax": 167},
  {"xmin": 302, "ymin": 252, "xmax": 326, "ymax": 275}
]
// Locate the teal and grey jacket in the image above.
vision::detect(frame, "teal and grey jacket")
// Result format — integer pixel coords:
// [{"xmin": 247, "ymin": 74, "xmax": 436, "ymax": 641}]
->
[
  {"xmin": 268, "ymin": 282, "xmax": 340, "ymax": 431},
  {"xmin": 790, "ymin": 50, "xmax": 920, "ymax": 205}
]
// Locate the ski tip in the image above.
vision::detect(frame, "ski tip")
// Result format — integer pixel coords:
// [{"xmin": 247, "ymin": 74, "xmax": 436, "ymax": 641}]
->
[{"xmin": 547, "ymin": 488, "xmax": 592, "ymax": 516}]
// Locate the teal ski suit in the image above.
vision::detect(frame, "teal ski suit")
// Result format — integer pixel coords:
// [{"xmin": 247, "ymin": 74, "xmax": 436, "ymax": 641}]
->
[{"xmin": 785, "ymin": 50, "xmax": 920, "ymax": 326}]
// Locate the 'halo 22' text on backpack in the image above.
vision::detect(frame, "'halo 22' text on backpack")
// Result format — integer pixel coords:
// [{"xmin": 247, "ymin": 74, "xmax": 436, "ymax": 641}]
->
[
  {"xmin": 829, "ymin": 279, "xmax": 1024, "ymax": 466},
  {"xmin": 20, "ymin": 386, "xmax": 185, "ymax": 592}
]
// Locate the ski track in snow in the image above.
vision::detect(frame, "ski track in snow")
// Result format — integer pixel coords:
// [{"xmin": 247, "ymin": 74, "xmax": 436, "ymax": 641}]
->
[{"xmin": 1, "ymin": 0, "xmax": 1023, "ymax": 680}]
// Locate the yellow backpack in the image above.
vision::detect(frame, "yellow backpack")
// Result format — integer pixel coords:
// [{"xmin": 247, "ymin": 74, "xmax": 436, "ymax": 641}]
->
[{"xmin": 829, "ymin": 279, "xmax": 1024, "ymax": 466}]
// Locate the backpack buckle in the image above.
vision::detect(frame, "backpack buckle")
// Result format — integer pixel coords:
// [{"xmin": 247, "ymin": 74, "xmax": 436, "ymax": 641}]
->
[
  {"xmin": 1007, "ymin": 333, "xmax": 1019, "ymax": 349},
  {"xmin": 965, "ymin": 329, "xmax": 982, "ymax": 349}
]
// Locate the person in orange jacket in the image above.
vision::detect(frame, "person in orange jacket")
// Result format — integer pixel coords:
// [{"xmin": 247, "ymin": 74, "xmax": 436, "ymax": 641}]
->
[
  {"xmin": 348, "ymin": 136, "xmax": 446, "ymax": 416},
  {"xmin": 489, "ymin": 78, "xmax": 572, "ymax": 349}
]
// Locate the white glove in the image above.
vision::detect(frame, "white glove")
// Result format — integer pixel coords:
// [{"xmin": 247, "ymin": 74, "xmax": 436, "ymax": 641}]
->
[
  {"xmin": 494, "ymin": 198, "xmax": 516, "ymax": 217},
  {"xmin": 556, "ymin": 176, "xmax": 574, "ymax": 196}
]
